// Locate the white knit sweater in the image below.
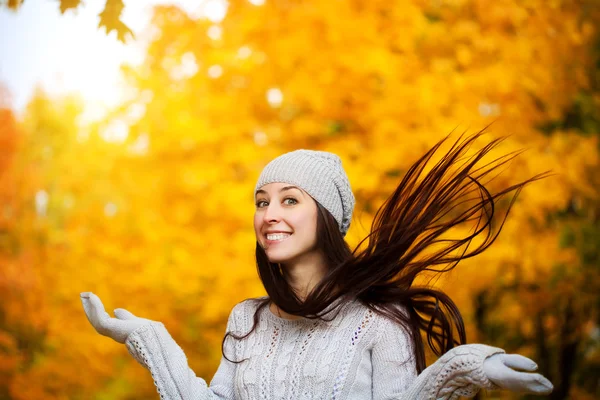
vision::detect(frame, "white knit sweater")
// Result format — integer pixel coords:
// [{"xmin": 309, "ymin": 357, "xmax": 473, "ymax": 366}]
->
[{"xmin": 125, "ymin": 297, "xmax": 504, "ymax": 399}]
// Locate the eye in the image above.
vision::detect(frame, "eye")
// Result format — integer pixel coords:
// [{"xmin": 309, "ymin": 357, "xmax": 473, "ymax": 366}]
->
[
  {"xmin": 255, "ymin": 200, "xmax": 268, "ymax": 208},
  {"xmin": 283, "ymin": 197, "xmax": 298, "ymax": 206}
]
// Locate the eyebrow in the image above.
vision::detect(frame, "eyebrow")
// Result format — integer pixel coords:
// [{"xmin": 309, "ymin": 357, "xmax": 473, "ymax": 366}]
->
[{"xmin": 255, "ymin": 185, "xmax": 304, "ymax": 197}]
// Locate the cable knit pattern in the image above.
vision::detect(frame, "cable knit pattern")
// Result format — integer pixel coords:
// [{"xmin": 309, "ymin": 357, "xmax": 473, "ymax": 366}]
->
[{"xmin": 125, "ymin": 297, "xmax": 506, "ymax": 399}]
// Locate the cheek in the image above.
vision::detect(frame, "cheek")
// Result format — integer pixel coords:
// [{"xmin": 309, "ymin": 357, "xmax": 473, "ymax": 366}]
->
[
  {"xmin": 253, "ymin": 214, "xmax": 262, "ymax": 236},
  {"xmin": 309, "ymin": 215, "xmax": 319, "ymax": 241},
  {"xmin": 290, "ymin": 211, "xmax": 318, "ymax": 239}
]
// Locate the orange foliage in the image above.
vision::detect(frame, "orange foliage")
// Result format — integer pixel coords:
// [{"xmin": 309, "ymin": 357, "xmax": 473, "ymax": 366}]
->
[{"xmin": 0, "ymin": 0, "xmax": 598, "ymax": 398}]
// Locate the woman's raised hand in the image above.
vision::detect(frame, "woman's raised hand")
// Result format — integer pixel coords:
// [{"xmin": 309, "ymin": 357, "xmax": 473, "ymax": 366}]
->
[
  {"xmin": 483, "ymin": 353, "xmax": 553, "ymax": 395},
  {"xmin": 80, "ymin": 292, "xmax": 156, "ymax": 344}
]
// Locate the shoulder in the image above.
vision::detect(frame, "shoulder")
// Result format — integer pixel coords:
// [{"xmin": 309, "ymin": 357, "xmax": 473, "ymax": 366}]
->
[
  {"xmin": 337, "ymin": 300, "xmax": 412, "ymax": 341},
  {"xmin": 227, "ymin": 296, "xmax": 269, "ymax": 328},
  {"xmin": 368, "ymin": 303, "xmax": 414, "ymax": 342},
  {"xmin": 235, "ymin": 296, "xmax": 268, "ymax": 312},
  {"xmin": 365, "ymin": 303, "xmax": 416, "ymax": 368}
]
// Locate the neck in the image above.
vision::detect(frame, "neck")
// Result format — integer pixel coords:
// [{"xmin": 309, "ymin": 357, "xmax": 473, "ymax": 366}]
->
[
  {"xmin": 283, "ymin": 250, "xmax": 327, "ymax": 300},
  {"xmin": 271, "ymin": 250, "xmax": 328, "ymax": 320}
]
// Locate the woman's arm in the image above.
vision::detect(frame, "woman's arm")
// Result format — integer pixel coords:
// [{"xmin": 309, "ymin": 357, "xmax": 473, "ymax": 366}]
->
[
  {"xmin": 397, "ymin": 343, "xmax": 505, "ymax": 399},
  {"xmin": 81, "ymin": 292, "xmax": 239, "ymax": 400},
  {"xmin": 124, "ymin": 313, "xmax": 238, "ymax": 400},
  {"xmin": 371, "ymin": 314, "xmax": 420, "ymax": 397},
  {"xmin": 372, "ymin": 315, "xmax": 551, "ymax": 399}
]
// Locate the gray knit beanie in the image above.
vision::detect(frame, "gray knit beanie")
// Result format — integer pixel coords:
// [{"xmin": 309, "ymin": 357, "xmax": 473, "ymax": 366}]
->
[{"xmin": 254, "ymin": 150, "xmax": 355, "ymax": 236}]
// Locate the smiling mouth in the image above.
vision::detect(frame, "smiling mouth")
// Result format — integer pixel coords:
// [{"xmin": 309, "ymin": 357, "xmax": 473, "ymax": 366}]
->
[{"xmin": 265, "ymin": 233, "xmax": 292, "ymax": 242}]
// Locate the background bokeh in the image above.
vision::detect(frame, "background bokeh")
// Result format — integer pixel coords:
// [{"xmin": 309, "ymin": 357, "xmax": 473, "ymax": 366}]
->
[{"xmin": 0, "ymin": 0, "xmax": 598, "ymax": 399}]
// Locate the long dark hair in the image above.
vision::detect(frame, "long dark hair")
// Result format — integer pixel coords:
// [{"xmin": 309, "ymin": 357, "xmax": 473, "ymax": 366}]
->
[{"xmin": 222, "ymin": 128, "xmax": 551, "ymax": 372}]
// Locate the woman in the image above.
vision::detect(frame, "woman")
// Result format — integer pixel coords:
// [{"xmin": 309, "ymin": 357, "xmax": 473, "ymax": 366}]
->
[{"xmin": 81, "ymin": 130, "xmax": 554, "ymax": 399}]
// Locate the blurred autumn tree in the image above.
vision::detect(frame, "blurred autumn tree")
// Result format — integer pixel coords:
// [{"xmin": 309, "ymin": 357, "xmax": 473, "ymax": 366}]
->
[
  {"xmin": 472, "ymin": 33, "xmax": 600, "ymax": 400},
  {"xmin": 2, "ymin": 0, "xmax": 132, "ymax": 41},
  {"xmin": 1, "ymin": 0, "xmax": 599, "ymax": 399},
  {"xmin": 0, "ymin": 93, "xmax": 41, "ymax": 399}
]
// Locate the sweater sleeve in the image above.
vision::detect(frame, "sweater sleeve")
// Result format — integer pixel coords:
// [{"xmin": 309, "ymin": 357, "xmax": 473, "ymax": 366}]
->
[
  {"xmin": 371, "ymin": 315, "xmax": 419, "ymax": 398},
  {"xmin": 124, "ymin": 304, "xmax": 241, "ymax": 400},
  {"xmin": 372, "ymin": 316, "xmax": 505, "ymax": 400},
  {"xmin": 401, "ymin": 344, "xmax": 505, "ymax": 399}
]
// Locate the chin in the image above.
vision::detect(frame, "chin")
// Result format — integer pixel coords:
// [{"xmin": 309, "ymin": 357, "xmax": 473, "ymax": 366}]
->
[
  {"xmin": 265, "ymin": 252, "xmax": 294, "ymax": 264},
  {"xmin": 265, "ymin": 247, "xmax": 306, "ymax": 264}
]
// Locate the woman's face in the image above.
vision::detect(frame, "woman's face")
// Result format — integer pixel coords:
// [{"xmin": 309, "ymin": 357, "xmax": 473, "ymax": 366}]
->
[{"xmin": 254, "ymin": 182, "xmax": 319, "ymax": 265}]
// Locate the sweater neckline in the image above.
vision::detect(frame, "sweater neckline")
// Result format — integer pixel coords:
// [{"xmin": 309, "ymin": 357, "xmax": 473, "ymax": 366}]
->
[{"xmin": 262, "ymin": 296, "xmax": 357, "ymax": 327}]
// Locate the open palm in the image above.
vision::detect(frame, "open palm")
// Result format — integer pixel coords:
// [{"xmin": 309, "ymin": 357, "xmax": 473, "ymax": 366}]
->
[
  {"xmin": 80, "ymin": 292, "xmax": 157, "ymax": 344},
  {"xmin": 483, "ymin": 353, "xmax": 553, "ymax": 395}
]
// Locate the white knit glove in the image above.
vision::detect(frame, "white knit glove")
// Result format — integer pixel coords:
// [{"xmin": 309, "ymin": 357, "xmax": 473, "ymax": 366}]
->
[
  {"xmin": 483, "ymin": 353, "xmax": 553, "ymax": 395},
  {"xmin": 80, "ymin": 292, "xmax": 158, "ymax": 344}
]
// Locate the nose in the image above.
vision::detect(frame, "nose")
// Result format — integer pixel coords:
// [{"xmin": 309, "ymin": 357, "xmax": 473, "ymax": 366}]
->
[{"xmin": 263, "ymin": 202, "xmax": 281, "ymax": 224}]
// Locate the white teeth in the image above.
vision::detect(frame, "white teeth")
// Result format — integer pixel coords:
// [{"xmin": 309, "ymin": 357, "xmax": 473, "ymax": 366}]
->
[{"xmin": 267, "ymin": 233, "xmax": 291, "ymax": 241}]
